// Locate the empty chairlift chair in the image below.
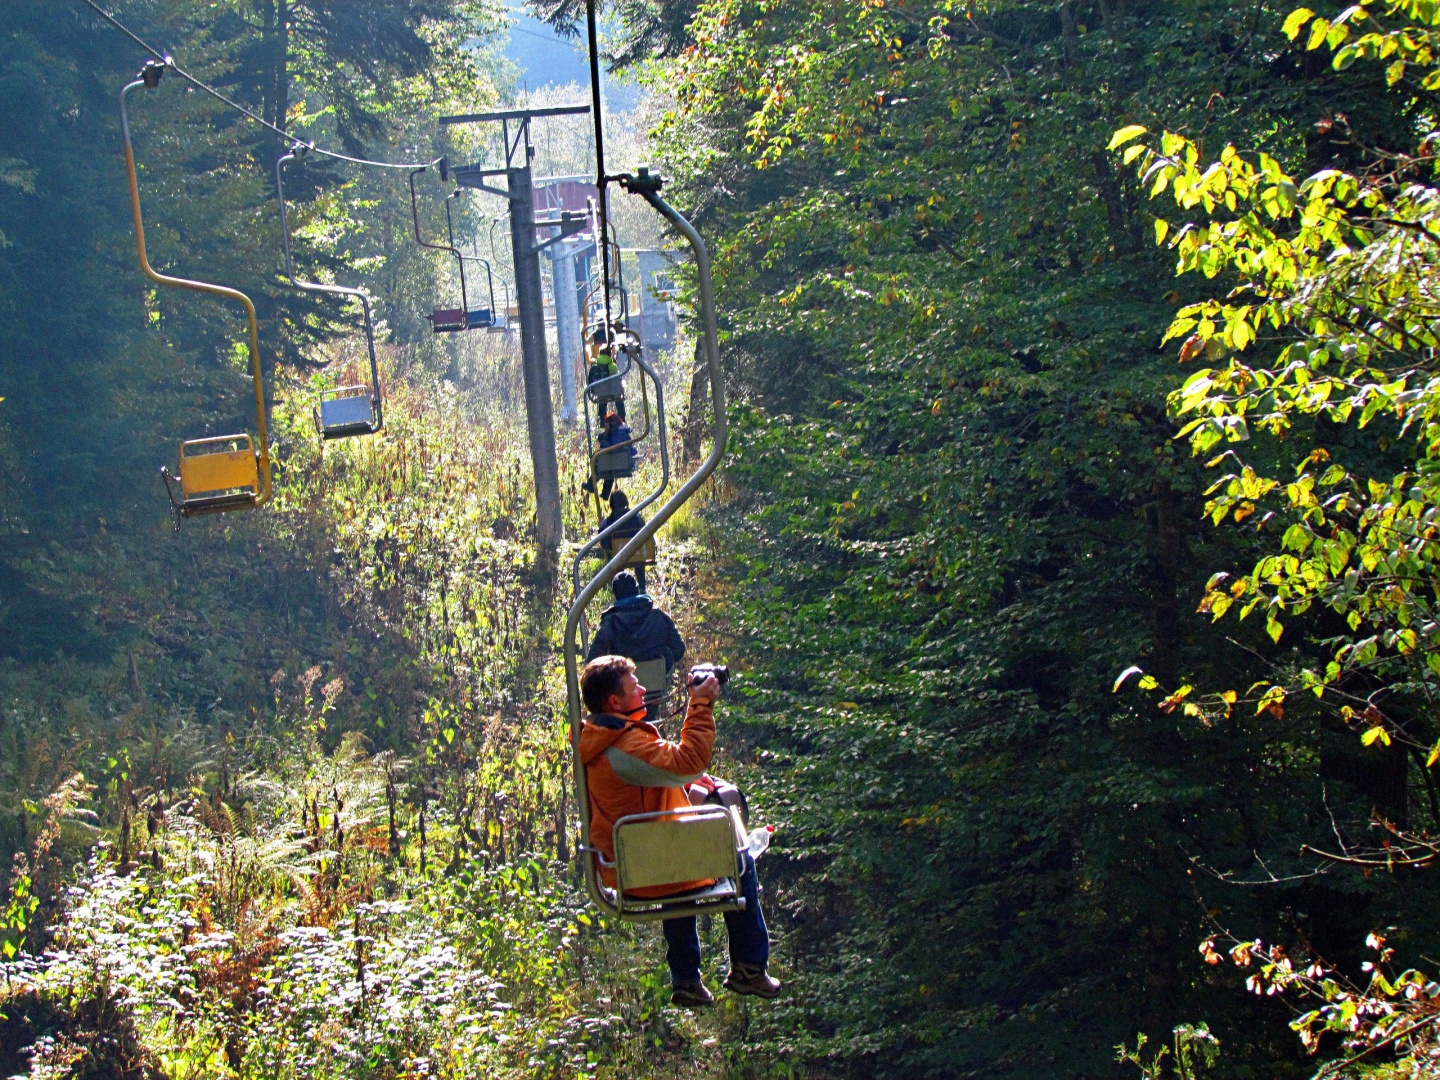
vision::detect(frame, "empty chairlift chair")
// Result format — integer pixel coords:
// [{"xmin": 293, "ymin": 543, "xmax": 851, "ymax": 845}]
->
[
  {"xmin": 276, "ymin": 145, "xmax": 383, "ymax": 440},
  {"xmin": 316, "ymin": 385, "xmax": 378, "ymax": 439},
  {"xmin": 122, "ymin": 61, "xmax": 272, "ymax": 522},
  {"xmin": 166, "ymin": 435, "xmax": 263, "ymax": 517},
  {"xmin": 410, "ymin": 162, "xmax": 493, "ymax": 333}
]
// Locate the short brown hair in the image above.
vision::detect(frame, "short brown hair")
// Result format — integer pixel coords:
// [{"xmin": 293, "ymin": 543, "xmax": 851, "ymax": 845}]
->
[{"xmin": 581, "ymin": 655, "xmax": 635, "ymax": 714}]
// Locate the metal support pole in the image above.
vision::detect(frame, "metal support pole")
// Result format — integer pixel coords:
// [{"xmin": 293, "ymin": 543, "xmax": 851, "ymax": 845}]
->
[
  {"xmin": 550, "ymin": 233, "xmax": 581, "ymax": 425},
  {"xmin": 508, "ymin": 155, "xmax": 564, "ymax": 561}
]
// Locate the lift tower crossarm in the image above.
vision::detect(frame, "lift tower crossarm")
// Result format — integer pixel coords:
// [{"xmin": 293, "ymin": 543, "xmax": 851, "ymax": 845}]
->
[{"xmin": 440, "ymin": 105, "xmax": 592, "ymax": 125}]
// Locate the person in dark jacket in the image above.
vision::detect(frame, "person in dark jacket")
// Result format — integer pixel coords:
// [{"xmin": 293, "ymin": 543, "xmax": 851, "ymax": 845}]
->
[
  {"xmin": 586, "ymin": 324, "xmax": 626, "ymax": 422},
  {"xmin": 586, "ymin": 572, "xmax": 684, "ymax": 673},
  {"xmin": 591, "ymin": 412, "xmax": 636, "ymax": 500},
  {"xmin": 599, "ymin": 490, "xmax": 647, "ymax": 591}
]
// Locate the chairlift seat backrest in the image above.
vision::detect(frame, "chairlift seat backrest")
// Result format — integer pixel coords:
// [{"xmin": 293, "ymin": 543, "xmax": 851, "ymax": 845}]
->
[
  {"xmin": 612, "ymin": 805, "xmax": 743, "ymax": 895},
  {"xmin": 587, "ymin": 373, "xmax": 625, "ymax": 402},
  {"xmin": 175, "ymin": 435, "xmax": 259, "ymax": 516},
  {"xmin": 466, "ymin": 308, "xmax": 493, "ymax": 329},
  {"xmin": 318, "ymin": 387, "xmax": 376, "ymax": 438},
  {"xmin": 632, "ymin": 657, "xmax": 668, "ymax": 712},
  {"xmin": 606, "ymin": 533, "xmax": 657, "ymax": 565},
  {"xmin": 595, "ymin": 448, "xmax": 636, "ymax": 480},
  {"xmin": 430, "ymin": 308, "xmax": 467, "ymax": 333}
]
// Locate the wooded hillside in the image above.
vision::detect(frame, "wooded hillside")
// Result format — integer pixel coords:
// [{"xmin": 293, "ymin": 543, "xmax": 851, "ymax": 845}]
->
[{"xmin": 6, "ymin": 1, "xmax": 1440, "ymax": 1078}]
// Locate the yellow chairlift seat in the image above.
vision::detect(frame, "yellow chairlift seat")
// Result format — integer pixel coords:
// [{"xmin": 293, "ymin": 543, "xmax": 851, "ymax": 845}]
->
[
  {"xmin": 163, "ymin": 435, "xmax": 260, "ymax": 518},
  {"xmin": 596, "ymin": 805, "xmax": 746, "ymax": 919}
]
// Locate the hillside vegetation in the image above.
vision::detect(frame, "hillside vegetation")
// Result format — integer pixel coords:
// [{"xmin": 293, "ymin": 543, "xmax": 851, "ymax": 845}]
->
[{"xmin": 9, "ymin": 1, "xmax": 1440, "ymax": 1079}]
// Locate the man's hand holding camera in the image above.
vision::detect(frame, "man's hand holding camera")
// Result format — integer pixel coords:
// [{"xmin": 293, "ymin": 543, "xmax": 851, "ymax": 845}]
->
[{"xmin": 688, "ymin": 663, "xmax": 728, "ymax": 706}]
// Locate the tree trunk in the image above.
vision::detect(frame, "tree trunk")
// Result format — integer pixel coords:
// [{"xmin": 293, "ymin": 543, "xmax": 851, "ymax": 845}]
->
[
  {"xmin": 261, "ymin": 1, "xmax": 289, "ymax": 131},
  {"xmin": 261, "ymin": 1, "xmax": 275, "ymax": 127},
  {"xmin": 1091, "ymin": 150, "xmax": 1133, "ymax": 255},
  {"xmin": 1059, "ymin": 3, "xmax": 1079, "ymax": 67},
  {"xmin": 273, "ymin": 1, "xmax": 289, "ymax": 132},
  {"xmin": 1147, "ymin": 482, "xmax": 1185, "ymax": 688}
]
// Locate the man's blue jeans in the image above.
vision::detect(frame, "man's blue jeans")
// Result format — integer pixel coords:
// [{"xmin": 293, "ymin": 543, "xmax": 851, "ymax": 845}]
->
[{"xmin": 662, "ymin": 852, "xmax": 769, "ymax": 984}]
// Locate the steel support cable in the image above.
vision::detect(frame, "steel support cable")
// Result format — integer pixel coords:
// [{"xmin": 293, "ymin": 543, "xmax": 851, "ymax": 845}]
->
[
  {"xmin": 81, "ymin": 0, "xmax": 441, "ymax": 172},
  {"xmin": 585, "ymin": 0, "xmax": 615, "ymax": 338}
]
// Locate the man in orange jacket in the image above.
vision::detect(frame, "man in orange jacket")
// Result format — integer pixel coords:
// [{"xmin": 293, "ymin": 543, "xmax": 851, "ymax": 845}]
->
[{"xmin": 579, "ymin": 654, "xmax": 781, "ymax": 1006}]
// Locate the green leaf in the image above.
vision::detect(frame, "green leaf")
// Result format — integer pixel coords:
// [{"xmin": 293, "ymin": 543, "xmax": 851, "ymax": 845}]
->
[
  {"xmin": 1155, "ymin": 218, "xmax": 1170, "ymax": 245},
  {"xmin": 1283, "ymin": 7, "xmax": 1316, "ymax": 40},
  {"xmin": 1361, "ymin": 725, "xmax": 1391, "ymax": 747},
  {"xmin": 1107, "ymin": 125, "xmax": 1148, "ymax": 151}
]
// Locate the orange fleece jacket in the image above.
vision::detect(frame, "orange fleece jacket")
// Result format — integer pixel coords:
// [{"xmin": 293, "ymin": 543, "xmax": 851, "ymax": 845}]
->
[{"xmin": 578, "ymin": 697, "xmax": 715, "ymax": 896}]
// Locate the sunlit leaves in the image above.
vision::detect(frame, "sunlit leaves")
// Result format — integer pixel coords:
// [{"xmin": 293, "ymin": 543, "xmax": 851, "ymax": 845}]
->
[{"xmin": 1115, "ymin": 37, "xmax": 1440, "ymax": 723}]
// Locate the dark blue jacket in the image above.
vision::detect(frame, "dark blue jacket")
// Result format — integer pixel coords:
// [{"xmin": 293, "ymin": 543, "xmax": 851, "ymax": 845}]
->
[
  {"xmin": 600, "ymin": 508, "xmax": 646, "ymax": 545},
  {"xmin": 586, "ymin": 595, "xmax": 686, "ymax": 669},
  {"xmin": 598, "ymin": 421, "xmax": 637, "ymax": 461}
]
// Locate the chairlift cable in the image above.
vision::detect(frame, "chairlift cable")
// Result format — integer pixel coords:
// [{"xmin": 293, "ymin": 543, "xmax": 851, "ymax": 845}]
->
[
  {"xmin": 586, "ymin": 0, "xmax": 616, "ymax": 338},
  {"xmin": 79, "ymin": 0, "xmax": 441, "ymax": 172}
]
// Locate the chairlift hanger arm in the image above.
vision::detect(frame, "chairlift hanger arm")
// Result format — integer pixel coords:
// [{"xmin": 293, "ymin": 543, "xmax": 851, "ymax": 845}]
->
[
  {"xmin": 409, "ymin": 167, "xmax": 471, "ymax": 317},
  {"xmin": 565, "ymin": 171, "xmax": 728, "ymax": 920},
  {"xmin": 121, "ymin": 66, "xmax": 271, "ymax": 506},
  {"xmin": 444, "ymin": 197, "xmax": 471, "ymax": 315},
  {"xmin": 276, "ymin": 148, "xmax": 382, "ymax": 430}
]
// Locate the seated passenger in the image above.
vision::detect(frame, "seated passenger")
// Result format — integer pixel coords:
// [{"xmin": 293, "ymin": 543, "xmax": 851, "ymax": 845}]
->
[
  {"xmin": 586, "ymin": 571, "xmax": 681, "ymax": 672},
  {"xmin": 588, "ymin": 412, "xmax": 636, "ymax": 499},
  {"xmin": 599, "ymin": 490, "xmax": 647, "ymax": 590},
  {"xmin": 578, "ymin": 654, "xmax": 781, "ymax": 1006},
  {"xmin": 587, "ymin": 326, "xmax": 625, "ymax": 422}
]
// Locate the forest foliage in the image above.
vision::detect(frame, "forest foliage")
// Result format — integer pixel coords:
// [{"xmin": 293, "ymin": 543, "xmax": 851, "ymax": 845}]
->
[{"xmin": 12, "ymin": 0, "xmax": 1440, "ymax": 1078}]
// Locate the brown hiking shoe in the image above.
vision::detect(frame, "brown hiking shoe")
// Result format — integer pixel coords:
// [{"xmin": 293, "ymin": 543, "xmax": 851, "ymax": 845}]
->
[
  {"xmin": 671, "ymin": 981, "xmax": 716, "ymax": 1008},
  {"xmin": 723, "ymin": 963, "xmax": 782, "ymax": 998}
]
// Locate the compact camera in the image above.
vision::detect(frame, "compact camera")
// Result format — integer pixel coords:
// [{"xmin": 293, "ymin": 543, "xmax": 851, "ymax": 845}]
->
[{"xmin": 689, "ymin": 663, "xmax": 730, "ymax": 688}]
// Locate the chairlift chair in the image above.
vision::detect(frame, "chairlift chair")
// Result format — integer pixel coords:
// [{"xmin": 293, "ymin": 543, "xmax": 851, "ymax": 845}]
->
[
  {"xmin": 276, "ymin": 146, "xmax": 383, "ymax": 440},
  {"xmin": 566, "ymin": 167, "xmax": 735, "ymax": 922},
  {"xmin": 631, "ymin": 656, "xmax": 670, "ymax": 718},
  {"xmin": 122, "ymin": 62, "xmax": 272, "ymax": 523},
  {"xmin": 597, "ymin": 805, "xmax": 747, "ymax": 919},
  {"xmin": 410, "ymin": 163, "xmax": 493, "ymax": 333},
  {"xmin": 163, "ymin": 435, "xmax": 262, "ymax": 517}
]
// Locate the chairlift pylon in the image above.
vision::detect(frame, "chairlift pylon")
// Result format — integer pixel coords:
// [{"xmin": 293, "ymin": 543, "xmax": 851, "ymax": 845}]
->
[
  {"xmin": 276, "ymin": 145, "xmax": 383, "ymax": 441},
  {"xmin": 121, "ymin": 61, "xmax": 272, "ymax": 523}
]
